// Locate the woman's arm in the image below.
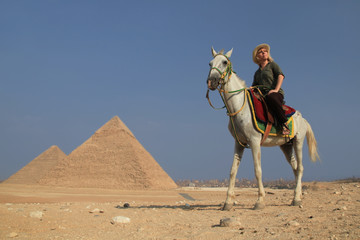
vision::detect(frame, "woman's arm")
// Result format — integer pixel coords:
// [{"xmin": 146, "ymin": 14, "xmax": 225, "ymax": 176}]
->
[{"xmin": 268, "ymin": 74, "xmax": 284, "ymax": 94}]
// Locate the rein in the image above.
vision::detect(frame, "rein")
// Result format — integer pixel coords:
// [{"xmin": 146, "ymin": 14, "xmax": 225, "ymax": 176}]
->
[{"xmin": 206, "ymin": 54, "xmax": 250, "ymax": 148}]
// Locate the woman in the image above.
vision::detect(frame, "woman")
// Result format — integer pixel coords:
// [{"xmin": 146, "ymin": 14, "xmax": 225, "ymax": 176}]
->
[{"xmin": 251, "ymin": 43, "xmax": 289, "ymax": 135}]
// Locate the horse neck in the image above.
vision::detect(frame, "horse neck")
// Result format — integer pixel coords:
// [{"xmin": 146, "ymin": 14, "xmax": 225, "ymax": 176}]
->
[
  {"xmin": 224, "ymin": 73, "xmax": 246, "ymax": 91},
  {"xmin": 222, "ymin": 74, "xmax": 248, "ymax": 113}
]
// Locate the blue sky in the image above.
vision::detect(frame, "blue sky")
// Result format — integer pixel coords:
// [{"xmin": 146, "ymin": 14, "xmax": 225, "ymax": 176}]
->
[{"xmin": 1, "ymin": 0, "xmax": 359, "ymax": 182}]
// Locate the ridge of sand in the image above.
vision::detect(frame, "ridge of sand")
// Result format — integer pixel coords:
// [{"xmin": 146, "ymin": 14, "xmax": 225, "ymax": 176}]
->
[
  {"xmin": 38, "ymin": 116, "xmax": 177, "ymax": 190},
  {"xmin": 4, "ymin": 145, "xmax": 66, "ymax": 184}
]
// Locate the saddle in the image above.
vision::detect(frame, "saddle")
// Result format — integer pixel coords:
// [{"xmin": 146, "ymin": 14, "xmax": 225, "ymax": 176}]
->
[{"xmin": 248, "ymin": 89, "xmax": 296, "ymax": 144}]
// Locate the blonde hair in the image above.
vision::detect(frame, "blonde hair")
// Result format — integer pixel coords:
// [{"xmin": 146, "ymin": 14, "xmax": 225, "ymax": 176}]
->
[{"xmin": 252, "ymin": 43, "xmax": 274, "ymax": 65}]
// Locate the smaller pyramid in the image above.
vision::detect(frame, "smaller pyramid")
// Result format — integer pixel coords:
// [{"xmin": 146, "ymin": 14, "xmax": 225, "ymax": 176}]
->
[
  {"xmin": 5, "ymin": 145, "xmax": 67, "ymax": 184},
  {"xmin": 39, "ymin": 116, "xmax": 177, "ymax": 190}
]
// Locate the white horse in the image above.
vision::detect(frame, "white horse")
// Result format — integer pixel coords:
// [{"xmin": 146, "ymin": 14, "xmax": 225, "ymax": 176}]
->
[{"xmin": 206, "ymin": 47, "xmax": 320, "ymax": 210}]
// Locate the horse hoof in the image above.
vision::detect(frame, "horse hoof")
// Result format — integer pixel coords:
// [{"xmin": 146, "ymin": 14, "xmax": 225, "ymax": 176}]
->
[
  {"xmin": 291, "ymin": 200, "xmax": 302, "ymax": 206},
  {"xmin": 222, "ymin": 203, "xmax": 233, "ymax": 211},
  {"xmin": 253, "ymin": 202, "xmax": 265, "ymax": 210}
]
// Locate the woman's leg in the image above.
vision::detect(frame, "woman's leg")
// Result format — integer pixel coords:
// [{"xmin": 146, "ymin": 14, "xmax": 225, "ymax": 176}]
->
[{"xmin": 265, "ymin": 93, "xmax": 287, "ymax": 126}]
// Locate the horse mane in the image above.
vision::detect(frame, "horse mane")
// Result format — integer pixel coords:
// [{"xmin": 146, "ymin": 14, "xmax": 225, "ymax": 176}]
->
[{"xmin": 232, "ymin": 71, "xmax": 247, "ymax": 88}]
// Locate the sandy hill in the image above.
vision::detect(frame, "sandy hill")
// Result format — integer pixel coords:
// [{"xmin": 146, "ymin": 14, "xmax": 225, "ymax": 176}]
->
[
  {"xmin": 39, "ymin": 116, "xmax": 177, "ymax": 190},
  {"xmin": 4, "ymin": 145, "xmax": 66, "ymax": 184}
]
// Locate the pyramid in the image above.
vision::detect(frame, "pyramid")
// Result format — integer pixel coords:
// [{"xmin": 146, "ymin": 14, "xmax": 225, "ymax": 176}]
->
[
  {"xmin": 5, "ymin": 145, "xmax": 67, "ymax": 184},
  {"xmin": 39, "ymin": 116, "xmax": 177, "ymax": 190}
]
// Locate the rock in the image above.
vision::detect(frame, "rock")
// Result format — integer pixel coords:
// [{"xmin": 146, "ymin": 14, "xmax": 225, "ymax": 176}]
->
[
  {"xmin": 89, "ymin": 208, "xmax": 99, "ymax": 213},
  {"xmin": 219, "ymin": 217, "xmax": 241, "ymax": 227},
  {"xmin": 8, "ymin": 232, "xmax": 18, "ymax": 238},
  {"xmin": 333, "ymin": 206, "xmax": 347, "ymax": 211},
  {"xmin": 30, "ymin": 211, "xmax": 43, "ymax": 219},
  {"xmin": 287, "ymin": 220, "xmax": 300, "ymax": 227},
  {"xmin": 111, "ymin": 216, "xmax": 131, "ymax": 224},
  {"xmin": 184, "ymin": 203, "xmax": 191, "ymax": 209},
  {"xmin": 115, "ymin": 203, "xmax": 129, "ymax": 209},
  {"xmin": 89, "ymin": 208, "xmax": 104, "ymax": 213}
]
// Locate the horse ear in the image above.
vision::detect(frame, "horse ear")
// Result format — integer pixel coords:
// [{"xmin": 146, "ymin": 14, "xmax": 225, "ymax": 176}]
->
[
  {"xmin": 211, "ymin": 47, "xmax": 217, "ymax": 57},
  {"xmin": 225, "ymin": 48, "xmax": 233, "ymax": 58}
]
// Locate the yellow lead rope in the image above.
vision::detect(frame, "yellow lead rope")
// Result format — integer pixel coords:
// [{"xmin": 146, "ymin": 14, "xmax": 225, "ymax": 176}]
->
[
  {"xmin": 219, "ymin": 88, "xmax": 249, "ymax": 117},
  {"xmin": 218, "ymin": 88, "xmax": 250, "ymax": 148}
]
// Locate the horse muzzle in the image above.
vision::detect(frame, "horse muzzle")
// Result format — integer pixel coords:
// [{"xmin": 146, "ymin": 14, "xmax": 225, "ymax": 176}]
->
[{"xmin": 207, "ymin": 77, "xmax": 220, "ymax": 91}]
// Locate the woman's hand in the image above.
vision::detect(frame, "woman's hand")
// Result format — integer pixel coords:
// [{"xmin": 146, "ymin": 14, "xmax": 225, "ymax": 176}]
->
[{"xmin": 268, "ymin": 89, "xmax": 278, "ymax": 95}]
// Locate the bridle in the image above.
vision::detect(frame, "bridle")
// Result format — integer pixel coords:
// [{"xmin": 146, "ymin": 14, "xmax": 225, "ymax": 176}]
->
[
  {"xmin": 206, "ymin": 54, "xmax": 250, "ymax": 148},
  {"xmin": 207, "ymin": 54, "xmax": 248, "ymax": 116},
  {"xmin": 210, "ymin": 54, "xmax": 233, "ymax": 85}
]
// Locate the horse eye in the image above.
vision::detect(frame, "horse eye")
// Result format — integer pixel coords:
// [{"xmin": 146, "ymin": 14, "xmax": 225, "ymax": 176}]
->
[{"xmin": 223, "ymin": 60, "xmax": 228, "ymax": 65}]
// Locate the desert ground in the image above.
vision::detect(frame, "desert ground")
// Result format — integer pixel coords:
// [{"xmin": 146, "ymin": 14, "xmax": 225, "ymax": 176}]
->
[{"xmin": 0, "ymin": 181, "xmax": 359, "ymax": 240}]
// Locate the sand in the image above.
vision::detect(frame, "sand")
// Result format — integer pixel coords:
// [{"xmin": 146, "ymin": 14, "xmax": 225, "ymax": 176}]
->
[{"xmin": 1, "ymin": 181, "xmax": 359, "ymax": 239}]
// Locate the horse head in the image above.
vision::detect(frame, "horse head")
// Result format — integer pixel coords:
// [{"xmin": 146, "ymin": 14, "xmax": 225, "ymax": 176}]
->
[{"xmin": 207, "ymin": 47, "xmax": 233, "ymax": 90}]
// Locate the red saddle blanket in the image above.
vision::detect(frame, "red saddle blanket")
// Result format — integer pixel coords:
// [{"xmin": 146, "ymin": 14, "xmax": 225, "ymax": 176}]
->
[{"xmin": 248, "ymin": 89, "xmax": 296, "ymax": 124}]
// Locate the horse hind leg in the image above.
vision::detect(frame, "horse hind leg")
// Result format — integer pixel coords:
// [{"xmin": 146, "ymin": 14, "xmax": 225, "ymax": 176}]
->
[
  {"xmin": 292, "ymin": 139, "xmax": 304, "ymax": 206},
  {"xmin": 280, "ymin": 144, "xmax": 297, "ymax": 174},
  {"xmin": 280, "ymin": 143, "xmax": 302, "ymax": 206}
]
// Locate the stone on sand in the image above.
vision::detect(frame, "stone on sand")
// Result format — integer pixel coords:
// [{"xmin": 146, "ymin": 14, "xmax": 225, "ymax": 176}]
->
[
  {"xmin": 30, "ymin": 211, "xmax": 43, "ymax": 219},
  {"xmin": 219, "ymin": 217, "xmax": 241, "ymax": 227},
  {"xmin": 111, "ymin": 216, "xmax": 131, "ymax": 224}
]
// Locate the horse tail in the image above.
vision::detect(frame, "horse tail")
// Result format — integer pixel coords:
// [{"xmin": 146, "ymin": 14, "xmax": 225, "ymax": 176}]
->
[{"xmin": 305, "ymin": 119, "xmax": 320, "ymax": 162}]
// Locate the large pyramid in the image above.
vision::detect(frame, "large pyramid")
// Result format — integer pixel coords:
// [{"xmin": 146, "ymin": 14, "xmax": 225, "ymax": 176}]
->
[
  {"xmin": 39, "ymin": 116, "xmax": 177, "ymax": 190},
  {"xmin": 5, "ymin": 145, "xmax": 67, "ymax": 184}
]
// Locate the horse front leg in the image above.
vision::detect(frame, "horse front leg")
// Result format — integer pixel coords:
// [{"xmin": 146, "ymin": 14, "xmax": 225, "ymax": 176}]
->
[
  {"xmin": 223, "ymin": 142, "xmax": 244, "ymax": 211},
  {"xmin": 251, "ymin": 144, "xmax": 266, "ymax": 210}
]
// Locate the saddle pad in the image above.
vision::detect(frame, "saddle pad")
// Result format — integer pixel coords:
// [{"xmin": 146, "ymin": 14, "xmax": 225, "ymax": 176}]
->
[
  {"xmin": 254, "ymin": 116, "xmax": 295, "ymax": 138},
  {"xmin": 248, "ymin": 89, "xmax": 295, "ymax": 138},
  {"xmin": 248, "ymin": 89, "xmax": 296, "ymax": 123}
]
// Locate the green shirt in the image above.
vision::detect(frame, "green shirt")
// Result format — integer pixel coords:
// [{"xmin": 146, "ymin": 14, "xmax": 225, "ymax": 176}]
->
[{"xmin": 252, "ymin": 61, "xmax": 285, "ymax": 96}]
